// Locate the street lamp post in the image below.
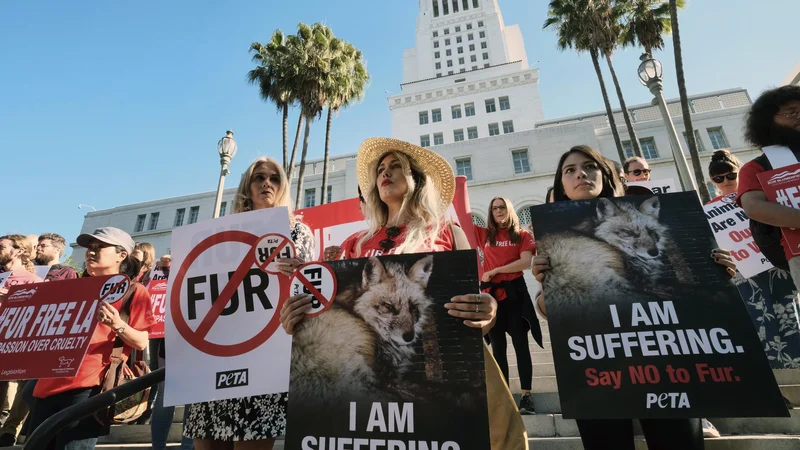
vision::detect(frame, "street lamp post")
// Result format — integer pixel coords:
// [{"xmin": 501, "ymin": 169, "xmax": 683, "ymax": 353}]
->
[
  {"xmin": 213, "ymin": 130, "xmax": 238, "ymax": 219},
  {"xmin": 637, "ymin": 56, "xmax": 698, "ymax": 194}
]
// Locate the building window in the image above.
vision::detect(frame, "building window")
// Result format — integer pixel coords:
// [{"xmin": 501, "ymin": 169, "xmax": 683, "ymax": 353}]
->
[
  {"xmin": 489, "ymin": 123, "xmax": 500, "ymax": 136},
  {"xmin": 435, "ymin": 51, "xmax": 440, "ymax": 59},
  {"xmin": 435, "ymin": 62, "xmax": 441, "ymax": 70},
  {"xmin": 456, "ymin": 158, "xmax": 473, "ymax": 181},
  {"xmin": 456, "ymin": 36, "xmax": 462, "ymax": 44},
  {"xmin": 481, "ymin": 42, "xmax": 487, "ymax": 49},
  {"xmin": 448, "ymin": 70, "xmax": 454, "ymax": 75},
  {"xmin": 419, "ymin": 111, "xmax": 429, "ymax": 125},
  {"xmin": 467, "ymin": 23, "xmax": 473, "ymax": 30},
  {"xmin": 452, "ymin": 105, "xmax": 462, "ymax": 119},
  {"xmin": 462, "ymin": 0, "xmax": 469, "ymax": 10},
  {"xmin": 707, "ymin": 127, "xmax": 729, "ymax": 150},
  {"xmin": 452, "ymin": 0, "xmax": 459, "ymax": 12},
  {"xmin": 432, "ymin": 109, "xmax": 442, "ymax": 122},
  {"xmin": 454, "ymin": 129, "xmax": 465, "ymax": 142},
  {"xmin": 478, "ymin": 20, "xmax": 484, "ymax": 27},
  {"xmin": 469, "ymin": 44, "xmax": 475, "ymax": 51},
  {"xmin": 433, "ymin": 31, "xmax": 439, "ymax": 38},
  {"xmin": 444, "ymin": 28, "xmax": 450, "ymax": 35},
  {"xmin": 135, "ymin": 214, "xmax": 146, "ymax": 233},
  {"xmin": 305, "ymin": 188, "xmax": 316, "ymax": 208},
  {"xmin": 484, "ymin": 63, "xmax": 490, "ymax": 68},
  {"xmin": 327, "ymin": 186, "xmax": 332, "ymax": 204},
  {"xmin": 219, "ymin": 201, "xmax": 227, "ymax": 217},
  {"xmin": 512, "ymin": 149, "xmax": 531, "ymax": 174},
  {"xmin": 472, "ymin": 65, "xmax": 478, "ymax": 70},
  {"xmin": 458, "ymin": 47, "xmax": 464, "ymax": 54},
  {"xmin": 482, "ymin": 52, "xmax": 489, "ymax": 60},
  {"xmin": 445, "ymin": 38, "xmax": 451, "ymax": 46},
  {"xmin": 468, "ymin": 33, "xmax": 474, "ymax": 41},
  {"xmin": 470, "ymin": 55, "xmax": 477, "ymax": 63},
  {"xmin": 420, "ymin": 134, "xmax": 431, "ymax": 147},
  {"xmin": 447, "ymin": 60, "xmax": 453, "ymax": 67},
  {"xmin": 446, "ymin": 49, "xmax": 452, "ymax": 56},
  {"xmin": 443, "ymin": 0, "xmax": 449, "ymax": 14},
  {"xmin": 640, "ymin": 137, "xmax": 659, "ymax": 159},
  {"xmin": 459, "ymin": 68, "xmax": 465, "ymax": 72},
  {"xmin": 479, "ymin": 31, "xmax": 486, "ymax": 38},
  {"xmin": 467, "ymin": 126, "xmax": 478, "ymax": 139},
  {"xmin": 455, "ymin": 25, "xmax": 461, "ymax": 33},
  {"xmin": 188, "ymin": 206, "xmax": 200, "ymax": 224},
  {"xmin": 683, "ymin": 130, "xmax": 706, "ymax": 153},
  {"xmin": 432, "ymin": 0, "xmax": 440, "ymax": 17},
  {"xmin": 148, "ymin": 212, "xmax": 160, "ymax": 231},
  {"xmin": 434, "ymin": 133, "xmax": 444, "ymax": 145},
  {"xmin": 458, "ymin": 57, "xmax": 465, "ymax": 64},
  {"xmin": 433, "ymin": 41, "xmax": 439, "ymax": 48},
  {"xmin": 465, "ymin": 102, "xmax": 475, "ymax": 116},
  {"xmin": 436, "ymin": 73, "xmax": 442, "ymax": 78},
  {"xmin": 499, "ymin": 96, "xmax": 510, "ymax": 110},
  {"xmin": 485, "ymin": 98, "xmax": 496, "ymax": 113},
  {"xmin": 502, "ymin": 120, "xmax": 514, "ymax": 133},
  {"xmin": 623, "ymin": 141, "xmax": 634, "ymax": 159},
  {"xmin": 173, "ymin": 208, "xmax": 185, "ymax": 227}
]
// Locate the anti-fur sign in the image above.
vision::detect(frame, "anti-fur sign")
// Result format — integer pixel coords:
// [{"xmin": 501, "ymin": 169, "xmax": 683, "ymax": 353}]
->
[
  {"xmin": 758, "ymin": 162, "xmax": 800, "ymax": 257},
  {"xmin": 530, "ymin": 192, "xmax": 787, "ymax": 419},
  {"xmin": 164, "ymin": 207, "xmax": 293, "ymax": 406},
  {"xmin": 285, "ymin": 251, "xmax": 490, "ymax": 450},
  {"xmin": 0, "ymin": 274, "xmax": 125, "ymax": 380}
]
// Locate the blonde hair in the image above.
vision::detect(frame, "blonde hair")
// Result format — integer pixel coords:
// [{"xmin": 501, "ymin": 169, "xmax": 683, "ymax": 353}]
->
[
  {"xmin": 233, "ymin": 157, "xmax": 296, "ymax": 225},
  {"xmin": 487, "ymin": 197, "xmax": 522, "ymax": 246},
  {"xmin": 1, "ymin": 234, "xmax": 35, "ymax": 273},
  {"xmin": 134, "ymin": 242, "xmax": 155, "ymax": 271},
  {"xmin": 357, "ymin": 151, "xmax": 446, "ymax": 254}
]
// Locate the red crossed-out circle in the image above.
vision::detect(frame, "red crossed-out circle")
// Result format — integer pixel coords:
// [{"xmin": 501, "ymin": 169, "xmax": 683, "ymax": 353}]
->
[
  {"xmin": 170, "ymin": 230, "xmax": 290, "ymax": 357},
  {"xmin": 289, "ymin": 262, "xmax": 338, "ymax": 318},
  {"xmin": 254, "ymin": 233, "xmax": 296, "ymax": 275}
]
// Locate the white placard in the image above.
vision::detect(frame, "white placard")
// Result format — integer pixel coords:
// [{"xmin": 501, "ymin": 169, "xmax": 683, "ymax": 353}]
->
[
  {"xmin": 627, "ymin": 178, "xmax": 679, "ymax": 194},
  {"xmin": 0, "ymin": 272, "xmax": 11, "ymax": 290},
  {"xmin": 704, "ymin": 194, "xmax": 772, "ymax": 279},
  {"xmin": 164, "ymin": 207, "xmax": 293, "ymax": 406},
  {"xmin": 34, "ymin": 266, "xmax": 50, "ymax": 280}
]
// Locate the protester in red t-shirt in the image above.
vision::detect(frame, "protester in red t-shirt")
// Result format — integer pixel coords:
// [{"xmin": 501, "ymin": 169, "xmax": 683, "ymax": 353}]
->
[
  {"xmin": 0, "ymin": 234, "xmax": 41, "ymax": 301},
  {"xmin": 280, "ymin": 138, "xmax": 528, "ymax": 449},
  {"xmin": 475, "ymin": 197, "xmax": 539, "ymax": 414},
  {"xmin": 28, "ymin": 227, "xmax": 154, "ymax": 450}
]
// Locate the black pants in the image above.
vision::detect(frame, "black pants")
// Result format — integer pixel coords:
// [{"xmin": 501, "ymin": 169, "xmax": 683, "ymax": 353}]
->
[
  {"xmin": 488, "ymin": 294, "xmax": 532, "ymax": 390},
  {"xmin": 28, "ymin": 387, "xmax": 109, "ymax": 450},
  {"xmin": 576, "ymin": 418, "xmax": 703, "ymax": 450}
]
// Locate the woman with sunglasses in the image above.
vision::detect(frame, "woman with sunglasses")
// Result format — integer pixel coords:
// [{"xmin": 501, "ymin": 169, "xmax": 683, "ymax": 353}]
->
[
  {"xmin": 281, "ymin": 138, "xmax": 528, "ymax": 450},
  {"xmin": 623, "ymin": 156, "xmax": 651, "ymax": 183},
  {"xmin": 533, "ymin": 145, "xmax": 736, "ymax": 450},
  {"xmin": 708, "ymin": 150, "xmax": 740, "ymax": 201}
]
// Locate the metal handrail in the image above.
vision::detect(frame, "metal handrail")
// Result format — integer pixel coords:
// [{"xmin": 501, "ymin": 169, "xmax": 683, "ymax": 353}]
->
[{"xmin": 23, "ymin": 367, "xmax": 165, "ymax": 450}]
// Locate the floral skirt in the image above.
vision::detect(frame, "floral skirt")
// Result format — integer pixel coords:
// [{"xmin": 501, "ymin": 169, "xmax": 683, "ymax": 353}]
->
[{"xmin": 184, "ymin": 392, "xmax": 287, "ymax": 441}]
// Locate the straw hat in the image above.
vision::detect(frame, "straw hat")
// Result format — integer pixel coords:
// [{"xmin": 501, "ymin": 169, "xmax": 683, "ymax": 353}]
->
[{"xmin": 356, "ymin": 137, "xmax": 456, "ymax": 206}]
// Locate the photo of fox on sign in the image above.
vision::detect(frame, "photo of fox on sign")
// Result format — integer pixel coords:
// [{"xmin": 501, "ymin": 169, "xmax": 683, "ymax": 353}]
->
[{"xmin": 164, "ymin": 206, "xmax": 297, "ymax": 406}]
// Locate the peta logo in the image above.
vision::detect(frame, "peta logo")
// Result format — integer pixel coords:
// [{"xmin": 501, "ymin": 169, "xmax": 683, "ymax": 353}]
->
[
  {"xmin": 646, "ymin": 392, "xmax": 690, "ymax": 409},
  {"xmin": 215, "ymin": 369, "xmax": 249, "ymax": 389}
]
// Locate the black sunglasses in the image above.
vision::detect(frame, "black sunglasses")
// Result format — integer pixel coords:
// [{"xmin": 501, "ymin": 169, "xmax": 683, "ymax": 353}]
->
[
  {"xmin": 626, "ymin": 168, "xmax": 651, "ymax": 176},
  {"xmin": 379, "ymin": 226, "xmax": 401, "ymax": 251},
  {"xmin": 712, "ymin": 173, "xmax": 738, "ymax": 183}
]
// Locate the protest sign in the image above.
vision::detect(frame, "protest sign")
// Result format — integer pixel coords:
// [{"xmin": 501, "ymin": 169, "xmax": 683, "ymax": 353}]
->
[
  {"xmin": 146, "ymin": 276, "xmax": 168, "ymax": 339},
  {"xmin": 0, "ymin": 274, "xmax": 127, "ymax": 381},
  {"xmin": 164, "ymin": 207, "xmax": 293, "ymax": 406},
  {"xmin": 34, "ymin": 266, "xmax": 50, "ymax": 280},
  {"xmin": 285, "ymin": 251, "xmax": 490, "ymax": 450},
  {"xmin": 757, "ymin": 163, "xmax": 800, "ymax": 257},
  {"xmin": 530, "ymin": 192, "xmax": 787, "ymax": 419},
  {"xmin": 627, "ymin": 178, "xmax": 679, "ymax": 194},
  {"xmin": 704, "ymin": 194, "xmax": 772, "ymax": 279},
  {"xmin": 0, "ymin": 272, "xmax": 10, "ymax": 291}
]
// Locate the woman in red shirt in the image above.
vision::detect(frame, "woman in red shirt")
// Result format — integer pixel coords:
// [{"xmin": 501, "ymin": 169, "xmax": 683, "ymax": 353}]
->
[
  {"xmin": 281, "ymin": 137, "xmax": 528, "ymax": 450},
  {"xmin": 477, "ymin": 197, "xmax": 539, "ymax": 415},
  {"xmin": 28, "ymin": 227, "xmax": 154, "ymax": 450}
]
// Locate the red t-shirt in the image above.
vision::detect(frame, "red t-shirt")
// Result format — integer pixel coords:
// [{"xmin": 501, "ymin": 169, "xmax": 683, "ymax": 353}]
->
[
  {"xmin": 4, "ymin": 270, "xmax": 43, "ymax": 288},
  {"xmin": 475, "ymin": 227, "xmax": 536, "ymax": 301},
  {"xmin": 34, "ymin": 283, "xmax": 156, "ymax": 398},
  {"xmin": 340, "ymin": 224, "xmax": 455, "ymax": 258}
]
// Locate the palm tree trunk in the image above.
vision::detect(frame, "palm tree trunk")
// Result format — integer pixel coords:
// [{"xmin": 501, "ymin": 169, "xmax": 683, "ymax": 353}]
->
[
  {"xmin": 670, "ymin": 0, "xmax": 710, "ymax": 203},
  {"xmin": 606, "ymin": 53, "xmax": 642, "ymax": 158},
  {"xmin": 294, "ymin": 117, "xmax": 312, "ymax": 211},
  {"xmin": 282, "ymin": 105, "xmax": 289, "ymax": 174},
  {"xmin": 320, "ymin": 106, "xmax": 333, "ymax": 205},
  {"xmin": 287, "ymin": 114, "xmax": 304, "ymax": 183},
  {"xmin": 590, "ymin": 49, "xmax": 625, "ymax": 163}
]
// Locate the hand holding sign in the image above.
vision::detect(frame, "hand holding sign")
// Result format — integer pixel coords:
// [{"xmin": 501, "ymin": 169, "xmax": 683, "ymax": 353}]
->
[{"xmin": 288, "ymin": 263, "xmax": 337, "ymax": 318}]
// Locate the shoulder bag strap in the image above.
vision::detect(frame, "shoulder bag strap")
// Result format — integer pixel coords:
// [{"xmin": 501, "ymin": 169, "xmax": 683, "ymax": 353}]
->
[{"xmin": 763, "ymin": 145, "xmax": 797, "ymax": 168}]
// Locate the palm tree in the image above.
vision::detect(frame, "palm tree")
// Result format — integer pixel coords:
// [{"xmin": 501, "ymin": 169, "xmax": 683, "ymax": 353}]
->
[
  {"xmin": 544, "ymin": 0, "xmax": 626, "ymax": 163},
  {"xmin": 320, "ymin": 44, "xmax": 369, "ymax": 205},
  {"xmin": 669, "ymin": 0, "xmax": 710, "ymax": 202},
  {"xmin": 618, "ymin": 0, "xmax": 674, "ymax": 58}
]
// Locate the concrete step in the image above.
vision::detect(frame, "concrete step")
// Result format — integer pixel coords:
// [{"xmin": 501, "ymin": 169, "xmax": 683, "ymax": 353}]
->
[
  {"xmin": 96, "ymin": 424, "xmax": 183, "ymax": 445},
  {"xmin": 510, "ymin": 375, "xmax": 558, "ymax": 393},
  {"xmin": 774, "ymin": 369, "xmax": 800, "ymax": 386}
]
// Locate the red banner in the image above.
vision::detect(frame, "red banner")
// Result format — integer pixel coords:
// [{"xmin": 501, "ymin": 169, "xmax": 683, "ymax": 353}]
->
[
  {"xmin": 757, "ymin": 163, "xmax": 800, "ymax": 257},
  {"xmin": 295, "ymin": 176, "xmax": 478, "ymax": 260},
  {"xmin": 146, "ymin": 271, "xmax": 168, "ymax": 339},
  {"xmin": 0, "ymin": 274, "xmax": 129, "ymax": 380}
]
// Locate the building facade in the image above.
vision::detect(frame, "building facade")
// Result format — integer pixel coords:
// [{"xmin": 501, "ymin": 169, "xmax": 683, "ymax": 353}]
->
[{"xmin": 71, "ymin": 0, "xmax": 760, "ymax": 266}]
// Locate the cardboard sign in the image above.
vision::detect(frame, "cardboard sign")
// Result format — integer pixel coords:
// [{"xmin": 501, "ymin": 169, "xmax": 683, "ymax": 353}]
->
[
  {"xmin": 757, "ymin": 163, "xmax": 800, "ymax": 257},
  {"xmin": 628, "ymin": 178, "xmax": 679, "ymax": 194},
  {"xmin": 285, "ymin": 251, "xmax": 490, "ymax": 450},
  {"xmin": 0, "ymin": 274, "xmax": 128, "ymax": 380},
  {"xmin": 164, "ymin": 207, "xmax": 293, "ymax": 406},
  {"xmin": 704, "ymin": 194, "xmax": 772, "ymax": 279},
  {"xmin": 530, "ymin": 192, "xmax": 787, "ymax": 419},
  {"xmin": 146, "ymin": 276, "xmax": 168, "ymax": 339}
]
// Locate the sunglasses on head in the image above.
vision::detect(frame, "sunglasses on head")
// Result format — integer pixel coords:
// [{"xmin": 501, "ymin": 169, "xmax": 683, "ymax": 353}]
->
[
  {"xmin": 626, "ymin": 168, "xmax": 651, "ymax": 176},
  {"xmin": 379, "ymin": 226, "xmax": 401, "ymax": 251},
  {"xmin": 712, "ymin": 172, "xmax": 738, "ymax": 183}
]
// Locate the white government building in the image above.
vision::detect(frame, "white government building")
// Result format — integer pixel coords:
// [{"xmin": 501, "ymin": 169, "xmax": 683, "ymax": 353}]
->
[{"xmin": 71, "ymin": 0, "xmax": 764, "ymax": 267}]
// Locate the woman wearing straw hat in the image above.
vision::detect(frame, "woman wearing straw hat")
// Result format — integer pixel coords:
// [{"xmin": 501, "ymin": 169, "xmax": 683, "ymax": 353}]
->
[{"xmin": 280, "ymin": 137, "xmax": 528, "ymax": 450}]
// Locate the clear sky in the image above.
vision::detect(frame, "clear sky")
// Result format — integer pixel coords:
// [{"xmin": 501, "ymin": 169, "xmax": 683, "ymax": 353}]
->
[{"xmin": 2, "ymin": 0, "xmax": 798, "ymax": 255}]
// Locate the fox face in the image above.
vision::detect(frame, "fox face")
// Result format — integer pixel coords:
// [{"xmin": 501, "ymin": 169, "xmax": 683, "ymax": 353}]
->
[
  {"xmin": 593, "ymin": 197, "xmax": 666, "ymax": 262},
  {"xmin": 353, "ymin": 255, "xmax": 434, "ymax": 346}
]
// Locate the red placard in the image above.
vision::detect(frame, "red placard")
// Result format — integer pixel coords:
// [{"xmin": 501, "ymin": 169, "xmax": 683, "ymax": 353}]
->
[
  {"xmin": 757, "ymin": 163, "xmax": 800, "ymax": 257},
  {"xmin": 0, "ymin": 274, "xmax": 128, "ymax": 380},
  {"xmin": 146, "ymin": 276, "xmax": 168, "ymax": 339}
]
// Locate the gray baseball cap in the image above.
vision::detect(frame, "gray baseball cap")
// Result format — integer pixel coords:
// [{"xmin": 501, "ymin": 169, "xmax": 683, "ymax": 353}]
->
[{"xmin": 76, "ymin": 227, "xmax": 135, "ymax": 254}]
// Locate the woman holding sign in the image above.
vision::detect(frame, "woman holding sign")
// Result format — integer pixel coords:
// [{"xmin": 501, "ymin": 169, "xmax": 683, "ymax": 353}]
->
[
  {"xmin": 28, "ymin": 227, "xmax": 154, "ymax": 450},
  {"xmin": 183, "ymin": 156, "xmax": 314, "ymax": 450},
  {"xmin": 281, "ymin": 138, "xmax": 529, "ymax": 450},
  {"xmin": 532, "ymin": 145, "xmax": 736, "ymax": 450}
]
